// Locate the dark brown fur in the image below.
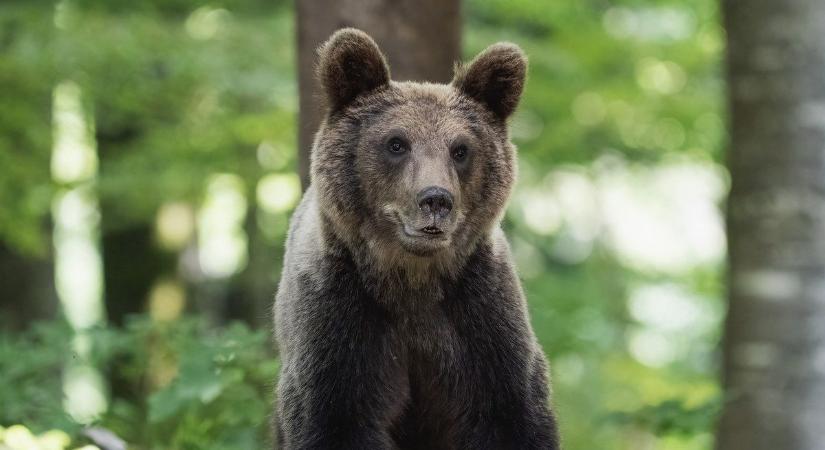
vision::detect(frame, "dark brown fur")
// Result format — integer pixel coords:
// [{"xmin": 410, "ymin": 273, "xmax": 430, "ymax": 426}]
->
[{"xmin": 274, "ymin": 28, "xmax": 560, "ymax": 449}]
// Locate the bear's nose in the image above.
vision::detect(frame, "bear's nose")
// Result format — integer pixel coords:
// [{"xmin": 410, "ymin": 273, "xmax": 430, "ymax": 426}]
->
[{"xmin": 417, "ymin": 186, "xmax": 454, "ymax": 219}]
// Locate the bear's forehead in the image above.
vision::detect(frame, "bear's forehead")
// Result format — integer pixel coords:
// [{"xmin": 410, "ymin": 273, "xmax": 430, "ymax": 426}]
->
[
  {"xmin": 362, "ymin": 82, "xmax": 486, "ymax": 138},
  {"xmin": 392, "ymin": 80, "xmax": 455, "ymax": 99}
]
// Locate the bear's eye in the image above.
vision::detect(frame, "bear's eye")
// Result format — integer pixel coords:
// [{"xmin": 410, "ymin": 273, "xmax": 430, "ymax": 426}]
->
[
  {"xmin": 387, "ymin": 137, "xmax": 408, "ymax": 155},
  {"xmin": 451, "ymin": 145, "xmax": 469, "ymax": 162}
]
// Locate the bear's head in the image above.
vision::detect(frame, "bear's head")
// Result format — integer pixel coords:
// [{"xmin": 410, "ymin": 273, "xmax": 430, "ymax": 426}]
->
[{"xmin": 311, "ymin": 28, "xmax": 526, "ymax": 275}]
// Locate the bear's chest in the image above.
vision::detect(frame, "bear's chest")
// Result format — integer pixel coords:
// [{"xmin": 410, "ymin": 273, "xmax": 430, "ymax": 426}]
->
[
  {"xmin": 389, "ymin": 311, "xmax": 469, "ymax": 448},
  {"xmin": 386, "ymin": 287, "xmax": 491, "ymax": 389}
]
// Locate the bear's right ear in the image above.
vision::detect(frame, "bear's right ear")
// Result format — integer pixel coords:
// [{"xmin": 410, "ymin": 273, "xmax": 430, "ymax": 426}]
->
[
  {"xmin": 452, "ymin": 43, "xmax": 527, "ymax": 120},
  {"xmin": 317, "ymin": 28, "xmax": 391, "ymax": 112}
]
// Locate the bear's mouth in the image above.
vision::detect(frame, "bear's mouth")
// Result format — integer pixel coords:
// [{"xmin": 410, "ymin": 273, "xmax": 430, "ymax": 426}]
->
[
  {"xmin": 388, "ymin": 211, "xmax": 452, "ymax": 255},
  {"xmin": 401, "ymin": 223, "xmax": 448, "ymax": 240},
  {"xmin": 421, "ymin": 224, "xmax": 445, "ymax": 235},
  {"xmin": 398, "ymin": 226, "xmax": 450, "ymax": 256},
  {"xmin": 380, "ymin": 206, "xmax": 456, "ymax": 255}
]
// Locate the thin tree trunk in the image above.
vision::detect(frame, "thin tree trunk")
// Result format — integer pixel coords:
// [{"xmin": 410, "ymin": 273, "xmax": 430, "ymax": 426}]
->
[
  {"xmin": 0, "ymin": 243, "xmax": 57, "ymax": 330},
  {"xmin": 95, "ymin": 128, "xmax": 176, "ymax": 326},
  {"xmin": 296, "ymin": 0, "xmax": 462, "ymax": 190},
  {"xmin": 718, "ymin": 1, "xmax": 825, "ymax": 448},
  {"xmin": 100, "ymin": 223, "xmax": 173, "ymax": 326}
]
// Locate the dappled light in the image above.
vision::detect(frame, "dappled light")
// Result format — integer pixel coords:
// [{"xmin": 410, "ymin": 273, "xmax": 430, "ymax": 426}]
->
[
  {"xmin": 51, "ymin": 80, "xmax": 107, "ymax": 424},
  {"xmin": 197, "ymin": 174, "xmax": 248, "ymax": 279},
  {"xmin": 256, "ymin": 173, "xmax": 301, "ymax": 214}
]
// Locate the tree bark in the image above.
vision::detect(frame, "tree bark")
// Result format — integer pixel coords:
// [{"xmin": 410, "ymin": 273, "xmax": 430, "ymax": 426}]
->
[
  {"xmin": 718, "ymin": 1, "xmax": 825, "ymax": 449},
  {"xmin": 295, "ymin": 0, "xmax": 462, "ymax": 190}
]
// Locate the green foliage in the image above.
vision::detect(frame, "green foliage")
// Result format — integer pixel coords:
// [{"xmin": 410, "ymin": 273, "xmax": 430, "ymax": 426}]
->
[
  {"xmin": 466, "ymin": 0, "xmax": 725, "ymax": 165},
  {"xmin": 1, "ymin": 0, "xmax": 296, "ymax": 249},
  {"xmin": 103, "ymin": 317, "xmax": 278, "ymax": 449},
  {"xmin": 0, "ymin": 321, "xmax": 77, "ymax": 434},
  {"xmin": 0, "ymin": 317, "xmax": 278, "ymax": 449},
  {"xmin": 605, "ymin": 398, "xmax": 722, "ymax": 436},
  {"xmin": 0, "ymin": 4, "xmax": 56, "ymax": 254}
]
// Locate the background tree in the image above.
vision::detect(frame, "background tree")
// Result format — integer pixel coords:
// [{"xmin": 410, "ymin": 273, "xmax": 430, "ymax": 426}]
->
[
  {"xmin": 296, "ymin": 0, "xmax": 462, "ymax": 189},
  {"xmin": 717, "ymin": 0, "xmax": 825, "ymax": 448}
]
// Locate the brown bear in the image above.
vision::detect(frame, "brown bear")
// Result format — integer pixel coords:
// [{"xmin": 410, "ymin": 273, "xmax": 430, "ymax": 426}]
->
[{"xmin": 274, "ymin": 28, "xmax": 560, "ymax": 450}]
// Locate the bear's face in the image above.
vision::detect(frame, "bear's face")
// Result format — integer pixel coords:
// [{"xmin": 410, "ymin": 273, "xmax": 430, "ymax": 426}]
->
[{"xmin": 311, "ymin": 29, "xmax": 527, "ymax": 264}]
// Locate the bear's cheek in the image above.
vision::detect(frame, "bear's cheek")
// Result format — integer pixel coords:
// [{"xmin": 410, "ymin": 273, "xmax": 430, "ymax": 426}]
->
[{"xmin": 460, "ymin": 149, "xmax": 510, "ymax": 232}]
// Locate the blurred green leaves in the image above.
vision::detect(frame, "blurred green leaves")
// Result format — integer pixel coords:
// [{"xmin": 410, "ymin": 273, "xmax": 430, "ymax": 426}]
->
[
  {"xmin": 0, "ymin": 3, "xmax": 56, "ymax": 255},
  {"xmin": 0, "ymin": 316, "xmax": 278, "ymax": 449},
  {"xmin": 0, "ymin": 320, "xmax": 77, "ymax": 434},
  {"xmin": 1, "ymin": 0, "xmax": 296, "ymax": 251},
  {"xmin": 606, "ymin": 398, "xmax": 721, "ymax": 437}
]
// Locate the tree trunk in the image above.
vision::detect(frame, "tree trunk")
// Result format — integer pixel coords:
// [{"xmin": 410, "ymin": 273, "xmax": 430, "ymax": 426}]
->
[
  {"xmin": 296, "ymin": 0, "xmax": 462, "ymax": 190},
  {"xmin": 718, "ymin": 1, "xmax": 825, "ymax": 449},
  {"xmin": 100, "ymin": 222, "xmax": 174, "ymax": 326},
  {"xmin": 0, "ymin": 243, "xmax": 57, "ymax": 331}
]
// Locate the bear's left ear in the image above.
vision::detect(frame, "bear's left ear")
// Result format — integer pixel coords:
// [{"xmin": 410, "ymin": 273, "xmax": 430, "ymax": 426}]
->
[
  {"xmin": 317, "ymin": 28, "xmax": 391, "ymax": 112},
  {"xmin": 452, "ymin": 43, "xmax": 527, "ymax": 120}
]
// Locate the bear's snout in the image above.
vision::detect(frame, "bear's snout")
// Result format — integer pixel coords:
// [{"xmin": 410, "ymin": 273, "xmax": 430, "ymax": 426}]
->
[{"xmin": 417, "ymin": 186, "xmax": 454, "ymax": 220}]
